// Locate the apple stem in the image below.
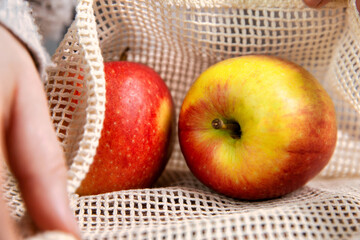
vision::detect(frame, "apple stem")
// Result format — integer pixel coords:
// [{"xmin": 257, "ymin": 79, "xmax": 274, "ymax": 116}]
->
[
  {"xmin": 212, "ymin": 118, "xmax": 241, "ymax": 139},
  {"xmin": 120, "ymin": 47, "xmax": 130, "ymax": 61}
]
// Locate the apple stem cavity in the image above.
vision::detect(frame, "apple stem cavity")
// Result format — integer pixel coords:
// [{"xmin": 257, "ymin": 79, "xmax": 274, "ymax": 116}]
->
[{"xmin": 211, "ymin": 118, "xmax": 242, "ymax": 139}]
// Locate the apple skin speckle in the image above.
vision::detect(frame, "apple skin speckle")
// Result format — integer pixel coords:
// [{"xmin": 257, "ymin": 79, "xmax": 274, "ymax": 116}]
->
[{"xmin": 77, "ymin": 61, "xmax": 175, "ymax": 196}]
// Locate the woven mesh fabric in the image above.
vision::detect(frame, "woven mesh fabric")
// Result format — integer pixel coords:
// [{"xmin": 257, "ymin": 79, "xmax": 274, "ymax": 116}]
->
[{"xmin": 2, "ymin": 0, "xmax": 360, "ymax": 239}]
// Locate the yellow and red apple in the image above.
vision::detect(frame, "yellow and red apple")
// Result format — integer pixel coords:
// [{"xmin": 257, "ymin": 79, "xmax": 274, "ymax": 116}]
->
[
  {"xmin": 77, "ymin": 61, "xmax": 174, "ymax": 196},
  {"xmin": 178, "ymin": 55, "xmax": 337, "ymax": 200}
]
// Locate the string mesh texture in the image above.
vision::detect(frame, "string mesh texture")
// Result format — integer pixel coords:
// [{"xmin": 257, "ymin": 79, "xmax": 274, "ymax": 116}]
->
[{"xmin": 3, "ymin": 0, "xmax": 360, "ymax": 239}]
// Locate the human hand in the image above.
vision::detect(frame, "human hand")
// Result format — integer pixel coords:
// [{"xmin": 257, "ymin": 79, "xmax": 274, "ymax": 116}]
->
[
  {"xmin": 303, "ymin": 0, "xmax": 360, "ymax": 12},
  {"xmin": 0, "ymin": 25, "xmax": 80, "ymax": 239}
]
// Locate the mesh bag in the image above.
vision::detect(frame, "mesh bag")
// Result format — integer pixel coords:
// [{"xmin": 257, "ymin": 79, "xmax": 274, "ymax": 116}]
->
[{"xmin": 3, "ymin": 0, "xmax": 360, "ymax": 239}]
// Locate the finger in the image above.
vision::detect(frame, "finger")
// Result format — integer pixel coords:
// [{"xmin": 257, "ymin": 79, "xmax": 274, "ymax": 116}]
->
[
  {"xmin": 303, "ymin": 0, "xmax": 330, "ymax": 8},
  {"xmin": 5, "ymin": 63, "xmax": 80, "ymax": 239}
]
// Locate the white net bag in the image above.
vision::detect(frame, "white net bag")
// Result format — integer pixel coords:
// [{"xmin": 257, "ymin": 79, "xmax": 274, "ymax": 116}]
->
[{"xmin": 4, "ymin": 0, "xmax": 360, "ymax": 239}]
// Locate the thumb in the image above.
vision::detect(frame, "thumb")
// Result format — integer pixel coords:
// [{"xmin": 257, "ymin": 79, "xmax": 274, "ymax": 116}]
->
[{"xmin": 5, "ymin": 56, "xmax": 80, "ymax": 238}]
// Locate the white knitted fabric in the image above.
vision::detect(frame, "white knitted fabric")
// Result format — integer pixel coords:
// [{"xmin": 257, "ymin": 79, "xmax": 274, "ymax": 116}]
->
[{"xmin": 3, "ymin": 0, "xmax": 360, "ymax": 239}]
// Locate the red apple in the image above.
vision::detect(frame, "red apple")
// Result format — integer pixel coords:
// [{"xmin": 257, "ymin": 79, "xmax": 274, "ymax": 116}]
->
[
  {"xmin": 77, "ymin": 61, "xmax": 175, "ymax": 196},
  {"xmin": 178, "ymin": 55, "xmax": 337, "ymax": 200}
]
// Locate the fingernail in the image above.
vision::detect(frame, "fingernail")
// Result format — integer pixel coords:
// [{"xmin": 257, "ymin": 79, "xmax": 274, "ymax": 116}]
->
[
  {"xmin": 304, "ymin": 0, "xmax": 327, "ymax": 8},
  {"xmin": 314, "ymin": 0, "xmax": 330, "ymax": 7}
]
